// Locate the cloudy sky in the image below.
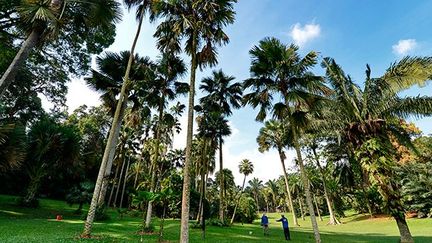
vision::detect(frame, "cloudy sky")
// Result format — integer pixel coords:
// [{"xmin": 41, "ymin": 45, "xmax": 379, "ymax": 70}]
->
[{"xmin": 55, "ymin": 0, "xmax": 432, "ymax": 185}]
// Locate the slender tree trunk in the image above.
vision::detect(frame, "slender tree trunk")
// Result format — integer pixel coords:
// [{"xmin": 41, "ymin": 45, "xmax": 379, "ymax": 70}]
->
[
  {"xmin": 292, "ymin": 130, "xmax": 320, "ymax": 243},
  {"xmin": 145, "ymin": 96, "xmax": 165, "ymax": 228},
  {"xmin": 0, "ymin": 25, "xmax": 44, "ymax": 97},
  {"xmin": 313, "ymin": 194, "xmax": 323, "ymax": 221},
  {"xmin": 82, "ymin": 10, "xmax": 145, "ymax": 237},
  {"xmin": 395, "ymin": 214, "xmax": 414, "ymax": 243},
  {"xmin": 312, "ymin": 148, "xmax": 340, "ymax": 225},
  {"xmin": 299, "ymin": 198, "xmax": 305, "ymax": 220},
  {"xmin": 279, "ymin": 149, "xmax": 299, "ymax": 226},
  {"xmin": 200, "ymin": 171, "xmax": 206, "ymax": 239},
  {"xmin": 196, "ymin": 177, "xmax": 203, "ymax": 223},
  {"xmin": 158, "ymin": 204, "xmax": 167, "ymax": 243},
  {"xmin": 230, "ymin": 175, "xmax": 246, "ymax": 224},
  {"xmin": 119, "ymin": 156, "xmax": 131, "ymax": 209},
  {"xmin": 133, "ymin": 167, "xmax": 139, "ymax": 189},
  {"xmin": 218, "ymin": 135, "xmax": 225, "ymax": 222},
  {"xmin": 114, "ymin": 155, "xmax": 126, "ymax": 208},
  {"xmin": 107, "ymin": 161, "xmax": 121, "ymax": 207},
  {"xmin": 180, "ymin": 31, "xmax": 198, "ymax": 243}
]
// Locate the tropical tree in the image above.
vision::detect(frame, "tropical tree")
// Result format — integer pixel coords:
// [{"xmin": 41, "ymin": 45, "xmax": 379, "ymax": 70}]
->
[
  {"xmin": 0, "ymin": 124, "xmax": 26, "ymax": 172},
  {"xmin": 230, "ymin": 159, "xmax": 254, "ymax": 224},
  {"xmin": 304, "ymin": 136, "xmax": 341, "ymax": 225},
  {"xmin": 248, "ymin": 177, "xmax": 263, "ymax": 211},
  {"xmin": 243, "ymin": 37, "xmax": 331, "ymax": 242},
  {"xmin": 0, "ymin": 0, "xmax": 121, "ymax": 96},
  {"xmin": 199, "ymin": 70, "xmax": 242, "ymax": 221},
  {"xmin": 154, "ymin": 1, "xmax": 237, "ymax": 240},
  {"xmin": 142, "ymin": 53, "xmax": 187, "ymax": 228},
  {"xmin": 320, "ymin": 56, "xmax": 432, "ymax": 242},
  {"xmin": 82, "ymin": 0, "xmax": 158, "ymax": 237},
  {"xmin": 257, "ymin": 119, "xmax": 299, "ymax": 226}
]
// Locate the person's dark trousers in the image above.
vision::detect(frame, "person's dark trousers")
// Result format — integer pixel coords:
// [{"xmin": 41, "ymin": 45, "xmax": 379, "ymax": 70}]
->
[{"xmin": 283, "ymin": 227, "xmax": 291, "ymax": 240}]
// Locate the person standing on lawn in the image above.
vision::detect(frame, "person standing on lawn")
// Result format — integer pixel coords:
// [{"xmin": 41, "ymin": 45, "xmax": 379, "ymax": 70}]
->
[
  {"xmin": 277, "ymin": 214, "xmax": 291, "ymax": 240},
  {"xmin": 261, "ymin": 213, "xmax": 269, "ymax": 236}
]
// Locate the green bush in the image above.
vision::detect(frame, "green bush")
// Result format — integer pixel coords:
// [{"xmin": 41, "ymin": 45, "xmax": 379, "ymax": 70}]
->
[{"xmin": 234, "ymin": 196, "xmax": 257, "ymax": 224}]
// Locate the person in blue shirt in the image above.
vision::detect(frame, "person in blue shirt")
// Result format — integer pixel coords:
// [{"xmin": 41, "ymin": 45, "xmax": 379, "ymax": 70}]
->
[
  {"xmin": 260, "ymin": 213, "xmax": 269, "ymax": 236},
  {"xmin": 276, "ymin": 214, "xmax": 291, "ymax": 240}
]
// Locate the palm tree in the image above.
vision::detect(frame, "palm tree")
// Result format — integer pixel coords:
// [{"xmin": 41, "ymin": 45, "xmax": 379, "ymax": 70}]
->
[
  {"xmin": 230, "ymin": 159, "xmax": 253, "ymax": 224},
  {"xmin": 142, "ymin": 53, "xmax": 187, "ymax": 228},
  {"xmin": 243, "ymin": 37, "xmax": 330, "ymax": 242},
  {"xmin": 200, "ymin": 69, "xmax": 242, "ymax": 221},
  {"xmin": 0, "ymin": 0, "xmax": 121, "ymax": 96},
  {"xmin": 257, "ymin": 119, "xmax": 299, "ymax": 226},
  {"xmin": 305, "ymin": 136, "xmax": 341, "ymax": 225},
  {"xmin": 82, "ymin": 0, "xmax": 158, "ymax": 237},
  {"xmin": 154, "ymin": 1, "xmax": 237, "ymax": 240},
  {"xmin": 85, "ymin": 51, "xmax": 152, "ymax": 207},
  {"xmin": 321, "ymin": 57, "xmax": 432, "ymax": 243},
  {"xmin": 248, "ymin": 177, "xmax": 263, "ymax": 211}
]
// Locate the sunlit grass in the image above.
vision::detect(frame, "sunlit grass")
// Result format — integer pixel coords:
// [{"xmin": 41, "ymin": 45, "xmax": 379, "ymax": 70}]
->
[{"xmin": 0, "ymin": 194, "xmax": 431, "ymax": 242}]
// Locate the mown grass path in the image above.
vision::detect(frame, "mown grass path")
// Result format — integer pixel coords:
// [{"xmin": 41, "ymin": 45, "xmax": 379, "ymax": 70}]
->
[{"xmin": 0, "ymin": 195, "xmax": 431, "ymax": 242}]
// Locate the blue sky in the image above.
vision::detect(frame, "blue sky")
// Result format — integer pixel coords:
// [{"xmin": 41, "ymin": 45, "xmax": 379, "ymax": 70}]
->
[{"xmin": 63, "ymin": 0, "xmax": 432, "ymax": 185}]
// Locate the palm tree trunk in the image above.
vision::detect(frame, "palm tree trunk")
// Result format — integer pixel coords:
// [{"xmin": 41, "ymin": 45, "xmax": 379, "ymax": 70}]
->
[
  {"xmin": 114, "ymin": 155, "xmax": 126, "ymax": 208},
  {"xmin": 145, "ymin": 163, "xmax": 156, "ymax": 228},
  {"xmin": 218, "ymin": 135, "xmax": 225, "ymax": 222},
  {"xmin": 200, "ymin": 171, "xmax": 207, "ymax": 240},
  {"xmin": 292, "ymin": 130, "xmax": 320, "ymax": 243},
  {"xmin": 0, "ymin": 25, "xmax": 44, "ymax": 97},
  {"xmin": 145, "ymin": 95, "xmax": 165, "ymax": 228},
  {"xmin": 107, "ymin": 161, "xmax": 121, "ymax": 207},
  {"xmin": 313, "ymin": 194, "xmax": 323, "ymax": 221},
  {"xmin": 279, "ymin": 149, "xmax": 299, "ymax": 226},
  {"xmin": 82, "ymin": 9, "xmax": 145, "ymax": 237},
  {"xmin": 230, "ymin": 175, "xmax": 246, "ymax": 224},
  {"xmin": 298, "ymin": 198, "xmax": 305, "ymax": 220},
  {"xmin": 312, "ymin": 147, "xmax": 340, "ymax": 225},
  {"xmin": 395, "ymin": 214, "xmax": 414, "ymax": 243},
  {"xmin": 196, "ymin": 177, "xmax": 203, "ymax": 222},
  {"xmin": 119, "ymin": 156, "xmax": 131, "ymax": 209},
  {"xmin": 180, "ymin": 30, "xmax": 198, "ymax": 243}
]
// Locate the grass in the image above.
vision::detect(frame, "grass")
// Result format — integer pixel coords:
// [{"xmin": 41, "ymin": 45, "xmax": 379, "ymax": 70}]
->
[{"xmin": 0, "ymin": 194, "xmax": 431, "ymax": 242}]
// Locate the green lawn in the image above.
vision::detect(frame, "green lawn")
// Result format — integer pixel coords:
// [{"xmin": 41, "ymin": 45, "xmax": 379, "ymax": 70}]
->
[{"xmin": 0, "ymin": 195, "xmax": 431, "ymax": 242}]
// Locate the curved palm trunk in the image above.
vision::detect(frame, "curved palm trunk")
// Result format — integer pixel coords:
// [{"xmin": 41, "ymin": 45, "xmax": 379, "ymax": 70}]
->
[
  {"xmin": 119, "ymin": 156, "xmax": 131, "ymax": 209},
  {"xmin": 0, "ymin": 25, "xmax": 44, "ymax": 97},
  {"xmin": 278, "ymin": 149, "xmax": 299, "ymax": 226},
  {"xmin": 82, "ymin": 10, "xmax": 145, "ymax": 238},
  {"xmin": 218, "ymin": 135, "xmax": 225, "ymax": 222},
  {"xmin": 292, "ymin": 130, "xmax": 321, "ymax": 243},
  {"xmin": 180, "ymin": 31, "xmax": 198, "ymax": 243},
  {"xmin": 230, "ymin": 174, "xmax": 246, "ymax": 224},
  {"xmin": 312, "ymin": 148, "xmax": 340, "ymax": 225}
]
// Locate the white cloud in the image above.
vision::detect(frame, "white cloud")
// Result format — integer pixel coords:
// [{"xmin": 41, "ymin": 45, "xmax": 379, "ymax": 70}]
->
[
  {"xmin": 289, "ymin": 23, "xmax": 321, "ymax": 47},
  {"xmin": 392, "ymin": 39, "xmax": 417, "ymax": 55}
]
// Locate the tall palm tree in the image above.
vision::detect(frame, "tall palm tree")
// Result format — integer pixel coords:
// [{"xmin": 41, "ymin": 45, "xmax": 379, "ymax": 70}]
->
[
  {"xmin": 243, "ymin": 37, "xmax": 331, "ymax": 242},
  {"xmin": 85, "ymin": 51, "xmax": 152, "ymax": 207},
  {"xmin": 248, "ymin": 177, "xmax": 263, "ymax": 211},
  {"xmin": 265, "ymin": 179, "xmax": 279, "ymax": 212},
  {"xmin": 142, "ymin": 53, "xmax": 187, "ymax": 228},
  {"xmin": 321, "ymin": 57, "xmax": 432, "ymax": 243},
  {"xmin": 305, "ymin": 136, "xmax": 340, "ymax": 225},
  {"xmin": 257, "ymin": 119, "xmax": 299, "ymax": 226},
  {"xmin": 200, "ymin": 69, "xmax": 242, "ymax": 221},
  {"xmin": 230, "ymin": 159, "xmax": 253, "ymax": 224},
  {"xmin": 154, "ymin": 1, "xmax": 237, "ymax": 241},
  {"xmin": 0, "ymin": 0, "xmax": 121, "ymax": 96},
  {"xmin": 82, "ymin": 0, "xmax": 158, "ymax": 237}
]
